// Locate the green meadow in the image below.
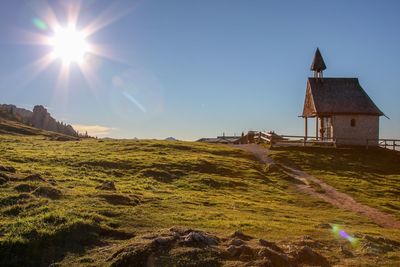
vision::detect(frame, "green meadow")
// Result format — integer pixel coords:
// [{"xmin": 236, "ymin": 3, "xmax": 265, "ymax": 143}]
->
[{"xmin": 0, "ymin": 134, "xmax": 399, "ymax": 266}]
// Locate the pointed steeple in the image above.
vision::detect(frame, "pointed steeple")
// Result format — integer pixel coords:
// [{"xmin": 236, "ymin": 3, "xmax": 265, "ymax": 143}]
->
[{"xmin": 310, "ymin": 48, "xmax": 326, "ymax": 77}]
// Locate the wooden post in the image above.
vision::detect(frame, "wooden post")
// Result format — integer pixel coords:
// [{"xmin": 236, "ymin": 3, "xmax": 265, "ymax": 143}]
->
[
  {"xmin": 315, "ymin": 116, "xmax": 319, "ymax": 141},
  {"xmin": 304, "ymin": 117, "xmax": 308, "ymax": 146},
  {"xmin": 393, "ymin": 140, "xmax": 396, "ymax": 151}
]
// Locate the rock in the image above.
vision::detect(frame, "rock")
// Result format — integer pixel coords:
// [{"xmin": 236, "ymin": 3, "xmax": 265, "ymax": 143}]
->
[
  {"xmin": 32, "ymin": 186, "xmax": 62, "ymax": 199},
  {"xmin": 0, "ymin": 165, "xmax": 16, "ymax": 173},
  {"xmin": 183, "ymin": 231, "xmax": 219, "ymax": 246},
  {"xmin": 258, "ymin": 247, "xmax": 290, "ymax": 267},
  {"xmin": 96, "ymin": 181, "xmax": 116, "ymax": 191},
  {"xmin": 0, "ymin": 104, "xmax": 78, "ymax": 137},
  {"xmin": 340, "ymin": 246, "xmax": 354, "ymax": 257},
  {"xmin": 231, "ymin": 230, "xmax": 253, "ymax": 241},
  {"xmin": 227, "ymin": 245, "xmax": 240, "ymax": 257},
  {"xmin": 362, "ymin": 235, "xmax": 400, "ymax": 254},
  {"xmin": 259, "ymin": 239, "xmax": 284, "ymax": 253},
  {"xmin": 294, "ymin": 246, "xmax": 330, "ymax": 267},
  {"xmin": 31, "ymin": 105, "xmax": 78, "ymax": 137},
  {"xmin": 229, "ymin": 238, "xmax": 245, "ymax": 246},
  {"xmin": 168, "ymin": 226, "xmax": 188, "ymax": 236},
  {"xmin": 238, "ymin": 245, "xmax": 255, "ymax": 260}
]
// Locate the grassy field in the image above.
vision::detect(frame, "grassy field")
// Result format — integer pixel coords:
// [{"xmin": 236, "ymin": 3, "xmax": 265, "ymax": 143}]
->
[
  {"xmin": 0, "ymin": 134, "xmax": 399, "ymax": 266},
  {"xmin": 269, "ymin": 146, "xmax": 400, "ymax": 220}
]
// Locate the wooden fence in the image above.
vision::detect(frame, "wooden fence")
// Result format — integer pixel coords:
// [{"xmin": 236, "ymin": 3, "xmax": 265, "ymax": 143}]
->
[
  {"xmin": 367, "ymin": 139, "xmax": 400, "ymax": 151},
  {"xmin": 252, "ymin": 131, "xmax": 400, "ymax": 151},
  {"xmin": 252, "ymin": 132, "xmax": 336, "ymax": 148}
]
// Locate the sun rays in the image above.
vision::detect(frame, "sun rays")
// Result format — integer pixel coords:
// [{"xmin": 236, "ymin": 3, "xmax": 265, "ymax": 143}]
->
[
  {"xmin": 17, "ymin": 0, "xmax": 135, "ymax": 91},
  {"xmin": 7, "ymin": 0, "xmax": 156, "ymax": 115}
]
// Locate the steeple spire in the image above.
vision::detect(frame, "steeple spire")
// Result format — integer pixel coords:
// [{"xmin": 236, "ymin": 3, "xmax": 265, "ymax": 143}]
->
[{"xmin": 310, "ymin": 48, "xmax": 326, "ymax": 78}]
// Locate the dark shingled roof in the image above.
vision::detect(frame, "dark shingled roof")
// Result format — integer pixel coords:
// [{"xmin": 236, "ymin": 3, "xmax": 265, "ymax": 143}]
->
[
  {"xmin": 310, "ymin": 48, "xmax": 326, "ymax": 71},
  {"xmin": 302, "ymin": 78, "xmax": 384, "ymax": 117}
]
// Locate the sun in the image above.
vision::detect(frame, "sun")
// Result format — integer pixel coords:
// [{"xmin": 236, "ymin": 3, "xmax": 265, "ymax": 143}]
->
[
  {"xmin": 18, "ymin": 1, "xmax": 136, "ymax": 90},
  {"xmin": 50, "ymin": 26, "xmax": 89, "ymax": 65}
]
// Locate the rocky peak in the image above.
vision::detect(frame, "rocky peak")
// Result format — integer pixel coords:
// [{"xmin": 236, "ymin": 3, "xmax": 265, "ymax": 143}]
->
[{"xmin": 0, "ymin": 104, "xmax": 78, "ymax": 137}]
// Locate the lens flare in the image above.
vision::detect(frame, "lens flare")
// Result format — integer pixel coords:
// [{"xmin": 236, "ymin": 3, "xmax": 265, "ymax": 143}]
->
[
  {"xmin": 32, "ymin": 18, "xmax": 48, "ymax": 31},
  {"xmin": 330, "ymin": 224, "xmax": 359, "ymax": 246}
]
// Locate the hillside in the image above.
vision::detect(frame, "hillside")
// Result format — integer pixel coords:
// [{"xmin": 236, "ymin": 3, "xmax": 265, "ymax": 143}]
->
[
  {"xmin": 0, "ymin": 135, "xmax": 399, "ymax": 266},
  {"xmin": 0, "ymin": 118, "xmax": 78, "ymax": 141},
  {"xmin": 0, "ymin": 104, "xmax": 78, "ymax": 137}
]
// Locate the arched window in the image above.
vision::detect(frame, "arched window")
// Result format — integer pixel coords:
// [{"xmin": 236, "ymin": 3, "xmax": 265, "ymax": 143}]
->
[{"xmin": 350, "ymin": 119, "xmax": 356, "ymax": 127}]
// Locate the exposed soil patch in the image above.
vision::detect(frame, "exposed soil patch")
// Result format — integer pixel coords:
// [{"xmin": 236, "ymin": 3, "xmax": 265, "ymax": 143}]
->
[
  {"xmin": 14, "ymin": 183, "xmax": 37, "ymax": 192},
  {"xmin": 23, "ymin": 173, "xmax": 47, "ymax": 182}
]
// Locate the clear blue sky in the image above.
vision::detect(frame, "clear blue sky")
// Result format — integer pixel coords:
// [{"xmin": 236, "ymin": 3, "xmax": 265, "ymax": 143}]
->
[{"xmin": 0, "ymin": 0, "xmax": 399, "ymax": 140}]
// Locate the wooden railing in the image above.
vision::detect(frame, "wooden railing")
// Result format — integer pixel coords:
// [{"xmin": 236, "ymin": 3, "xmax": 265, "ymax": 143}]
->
[
  {"xmin": 251, "ymin": 132, "xmax": 399, "ymax": 151},
  {"xmin": 252, "ymin": 132, "xmax": 336, "ymax": 148},
  {"xmin": 367, "ymin": 139, "xmax": 400, "ymax": 151}
]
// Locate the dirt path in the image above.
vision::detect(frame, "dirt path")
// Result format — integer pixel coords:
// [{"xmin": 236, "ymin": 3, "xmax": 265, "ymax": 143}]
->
[{"xmin": 238, "ymin": 144, "xmax": 400, "ymax": 229}]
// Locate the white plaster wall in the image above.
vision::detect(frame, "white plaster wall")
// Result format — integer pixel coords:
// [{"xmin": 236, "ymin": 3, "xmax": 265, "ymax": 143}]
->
[{"xmin": 332, "ymin": 115, "xmax": 379, "ymax": 146}]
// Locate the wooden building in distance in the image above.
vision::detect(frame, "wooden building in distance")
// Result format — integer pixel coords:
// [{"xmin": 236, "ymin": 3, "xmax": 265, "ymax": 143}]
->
[{"xmin": 302, "ymin": 48, "xmax": 384, "ymax": 146}]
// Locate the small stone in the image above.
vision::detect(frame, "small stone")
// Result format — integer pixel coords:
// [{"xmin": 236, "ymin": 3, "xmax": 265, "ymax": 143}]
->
[
  {"xmin": 230, "ymin": 238, "xmax": 245, "ymax": 246},
  {"xmin": 231, "ymin": 230, "xmax": 253, "ymax": 241},
  {"xmin": 259, "ymin": 239, "xmax": 284, "ymax": 253},
  {"xmin": 183, "ymin": 231, "xmax": 219, "ymax": 246},
  {"xmin": 227, "ymin": 245, "xmax": 240, "ymax": 257}
]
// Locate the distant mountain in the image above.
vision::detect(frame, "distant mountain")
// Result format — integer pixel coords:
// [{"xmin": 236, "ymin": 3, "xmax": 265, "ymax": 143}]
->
[
  {"xmin": 165, "ymin": 137, "xmax": 178, "ymax": 141},
  {"xmin": 0, "ymin": 104, "xmax": 78, "ymax": 137}
]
